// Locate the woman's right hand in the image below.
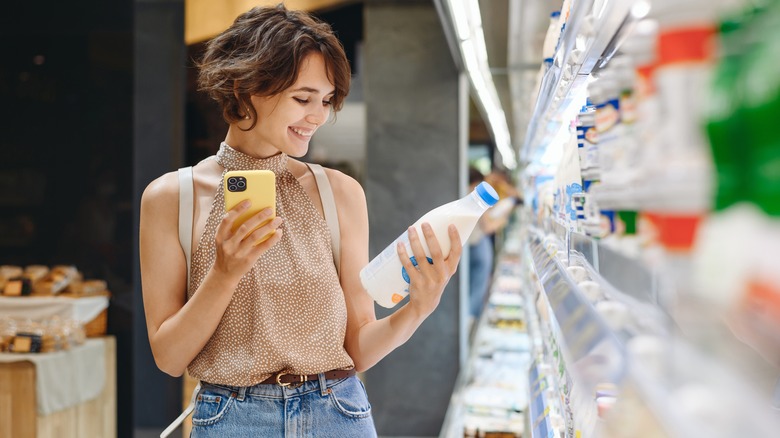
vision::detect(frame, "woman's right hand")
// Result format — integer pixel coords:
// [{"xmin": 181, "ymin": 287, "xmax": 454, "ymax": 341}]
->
[{"xmin": 213, "ymin": 200, "xmax": 284, "ymax": 281}]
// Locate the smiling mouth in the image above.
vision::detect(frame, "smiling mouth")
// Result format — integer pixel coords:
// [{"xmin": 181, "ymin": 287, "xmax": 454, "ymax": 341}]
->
[{"xmin": 290, "ymin": 127, "xmax": 314, "ymax": 138}]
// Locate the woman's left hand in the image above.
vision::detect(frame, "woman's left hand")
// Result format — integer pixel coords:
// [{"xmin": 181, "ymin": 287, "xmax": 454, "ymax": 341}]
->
[{"xmin": 397, "ymin": 223, "xmax": 462, "ymax": 318}]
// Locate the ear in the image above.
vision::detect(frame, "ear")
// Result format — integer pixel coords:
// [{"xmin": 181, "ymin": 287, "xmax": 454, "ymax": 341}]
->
[{"xmin": 233, "ymin": 82, "xmax": 252, "ymax": 120}]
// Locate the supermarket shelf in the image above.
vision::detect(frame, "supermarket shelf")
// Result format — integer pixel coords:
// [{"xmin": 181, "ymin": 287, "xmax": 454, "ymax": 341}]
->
[
  {"xmin": 527, "ymin": 223, "xmax": 780, "ymax": 437},
  {"xmin": 625, "ymin": 337, "xmax": 780, "ymax": 438},
  {"xmin": 522, "ymin": 0, "xmax": 642, "ymax": 163},
  {"xmin": 527, "ymin": 360, "xmax": 561, "ymax": 438},
  {"xmin": 527, "ymin": 231, "xmax": 626, "ymax": 393},
  {"xmin": 439, "ymin": 244, "xmax": 531, "ymax": 438},
  {"xmin": 590, "ymin": 179, "xmax": 711, "ymax": 213}
]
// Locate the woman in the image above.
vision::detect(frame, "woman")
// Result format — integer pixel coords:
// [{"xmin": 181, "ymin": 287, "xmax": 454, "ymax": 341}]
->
[
  {"xmin": 139, "ymin": 5, "xmax": 462, "ymax": 437},
  {"xmin": 467, "ymin": 167, "xmax": 511, "ymax": 324}
]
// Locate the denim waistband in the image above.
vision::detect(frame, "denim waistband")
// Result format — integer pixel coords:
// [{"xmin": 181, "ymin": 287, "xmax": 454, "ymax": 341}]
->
[{"xmin": 201, "ymin": 373, "xmax": 353, "ymax": 400}]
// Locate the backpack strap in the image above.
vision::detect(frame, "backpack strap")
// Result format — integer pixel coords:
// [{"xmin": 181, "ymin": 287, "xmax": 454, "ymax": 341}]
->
[
  {"xmin": 177, "ymin": 167, "xmax": 194, "ymax": 287},
  {"xmin": 306, "ymin": 163, "xmax": 341, "ymax": 275},
  {"xmin": 166, "ymin": 167, "xmax": 199, "ymax": 438},
  {"xmin": 160, "ymin": 381, "xmax": 199, "ymax": 438}
]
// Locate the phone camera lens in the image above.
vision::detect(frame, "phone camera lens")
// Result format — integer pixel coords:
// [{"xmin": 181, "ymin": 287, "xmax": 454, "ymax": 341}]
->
[
  {"xmin": 228, "ymin": 185, "xmax": 237, "ymax": 192},
  {"xmin": 228, "ymin": 177, "xmax": 238, "ymax": 185},
  {"xmin": 237, "ymin": 180, "xmax": 246, "ymax": 189}
]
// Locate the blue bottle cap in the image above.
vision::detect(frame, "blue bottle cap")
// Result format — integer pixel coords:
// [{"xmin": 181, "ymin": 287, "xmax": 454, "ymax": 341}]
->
[{"xmin": 476, "ymin": 182, "xmax": 499, "ymax": 206}]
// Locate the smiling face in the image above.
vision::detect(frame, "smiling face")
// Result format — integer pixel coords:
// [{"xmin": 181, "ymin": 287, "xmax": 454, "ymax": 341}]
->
[{"xmin": 243, "ymin": 52, "xmax": 335, "ymax": 158}]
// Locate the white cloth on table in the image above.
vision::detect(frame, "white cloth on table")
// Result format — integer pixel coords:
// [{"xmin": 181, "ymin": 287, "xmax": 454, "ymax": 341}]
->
[
  {"xmin": 0, "ymin": 338, "xmax": 106, "ymax": 415},
  {"xmin": 0, "ymin": 295, "xmax": 108, "ymax": 324}
]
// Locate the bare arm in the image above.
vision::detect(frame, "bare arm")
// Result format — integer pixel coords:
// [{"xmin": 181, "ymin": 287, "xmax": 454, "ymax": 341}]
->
[
  {"xmin": 479, "ymin": 207, "xmax": 510, "ymax": 235},
  {"xmin": 332, "ymin": 172, "xmax": 462, "ymax": 372},
  {"xmin": 139, "ymin": 173, "xmax": 283, "ymax": 376}
]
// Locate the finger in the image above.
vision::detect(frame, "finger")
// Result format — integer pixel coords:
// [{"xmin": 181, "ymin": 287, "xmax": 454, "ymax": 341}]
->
[
  {"xmin": 422, "ymin": 222, "xmax": 444, "ymax": 263},
  {"xmin": 217, "ymin": 199, "xmax": 251, "ymax": 242},
  {"xmin": 445, "ymin": 225, "xmax": 463, "ymax": 271},
  {"xmin": 235, "ymin": 207, "xmax": 275, "ymax": 241},
  {"xmin": 243, "ymin": 217, "xmax": 283, "ymax": 247},
  {"xmin": 407, "ymin": 226, "xmax": 433, "ymax": 274},
  {"xmin": 249, "ymin": 227, "xmax": 283, "ymax": 256},
  {"xmin": 397, "ymin": 241, "xmax": 421, "ymax": 284}
]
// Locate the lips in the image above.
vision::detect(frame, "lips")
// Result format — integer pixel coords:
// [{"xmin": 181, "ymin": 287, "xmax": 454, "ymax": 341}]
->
[{"xmin": 289, "ymin": 126, "xmax": 314, "ymax": 138}]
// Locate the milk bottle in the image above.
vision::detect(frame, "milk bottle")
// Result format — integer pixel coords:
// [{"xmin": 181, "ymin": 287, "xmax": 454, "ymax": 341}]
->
[{"xmin": 360, "ymin": 182, "xmax": 499, "ymax": 308}]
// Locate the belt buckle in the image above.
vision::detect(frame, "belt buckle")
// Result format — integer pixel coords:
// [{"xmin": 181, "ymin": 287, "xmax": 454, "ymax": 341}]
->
[{"xmin": 276, "ymin": 372, "xmax": 305, "ymax": 389}]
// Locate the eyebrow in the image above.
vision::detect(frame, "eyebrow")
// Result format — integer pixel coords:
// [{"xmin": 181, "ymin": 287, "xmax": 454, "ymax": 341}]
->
[{"xmin": 291, "ymin": 87, "xmax": 335, "ymax": 95}]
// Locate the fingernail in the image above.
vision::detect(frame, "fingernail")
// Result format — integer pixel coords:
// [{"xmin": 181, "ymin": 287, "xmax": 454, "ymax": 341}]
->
[{"xmin": 242, "ymin": 200, "xmax": 251, "ymax": 208}]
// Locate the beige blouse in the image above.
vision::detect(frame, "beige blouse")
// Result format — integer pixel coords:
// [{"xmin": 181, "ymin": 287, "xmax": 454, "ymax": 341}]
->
[{"xmin": 186, "ymin": 143, "xmax": 354, "ymax": 386}]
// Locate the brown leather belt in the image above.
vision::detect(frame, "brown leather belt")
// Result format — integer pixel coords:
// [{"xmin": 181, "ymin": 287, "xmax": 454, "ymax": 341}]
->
[{"xmin": 260, "ymin": 369, "xmax": 356, "ymax": 387}]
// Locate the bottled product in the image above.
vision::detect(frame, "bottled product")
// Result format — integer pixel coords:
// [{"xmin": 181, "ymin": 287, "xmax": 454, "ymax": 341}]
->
[
  {"xmin": 576, "ymin": 102, "xmax": 598, "ymax": 180},
  {"xmin": 704, "ymin": 19, "xmax": 746, "ymax": 211},
  {"xmin": 619, "ymin": 19, "xmax": 660, "ymax": 188},
  {"xmin": 532, "ymin": 57, "xmax": 555, "ymax": 109},
  {"xmin": 594, "ymin": 69, "xmax": 625, "ymax": 186},
  {"xmin": 360, "ymin": 182, "xmax": 499, "ymax": 308},
  {"xmin": 543, "ymin": 11, "xmax": 563, "ymax": 60},
  {"xmin": 488, "ymin": 196, "xmax": 516, "ymax": 219},
  {"xmin": 740, "ymin": 3, "xmax": 780, "ymax": 216}
]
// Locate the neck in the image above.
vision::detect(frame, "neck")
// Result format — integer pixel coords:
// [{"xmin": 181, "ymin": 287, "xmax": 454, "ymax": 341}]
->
[
  {"xmin": 216, "ymin": 141, "xmax": 288, "ymax": 173},
  {"xmin": 224, "ymin": 124, "xmax": 280, "ymax": 159}
]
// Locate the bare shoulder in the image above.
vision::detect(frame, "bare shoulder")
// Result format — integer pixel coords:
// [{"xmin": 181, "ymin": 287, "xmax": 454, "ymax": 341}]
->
[
  {"xmin": 141, "ymin": 171, "xmax": 179, "ymax": 210},
  {"xmin": 323, "ymin": 167, "xmax": 366, "ymax": 211}
]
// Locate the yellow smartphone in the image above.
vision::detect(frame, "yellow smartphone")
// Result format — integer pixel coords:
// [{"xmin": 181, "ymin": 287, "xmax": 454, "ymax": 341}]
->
[{"xmin": 223, "ymin": 170, "xmax": 276, "ymax": 242}]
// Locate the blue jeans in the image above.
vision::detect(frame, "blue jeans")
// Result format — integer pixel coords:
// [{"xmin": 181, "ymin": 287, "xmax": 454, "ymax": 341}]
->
[
  {"xmin": 190, "ymin": 374, "xmax": 376, "ymax": 437},
  {"xmin": 469, "ymin": 235, "xmax": 494, "ymax": 318}
]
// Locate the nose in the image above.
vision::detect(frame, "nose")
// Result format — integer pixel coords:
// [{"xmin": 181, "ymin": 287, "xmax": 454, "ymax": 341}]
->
[{"xmin": 306, "ymin": 104, "xmax": 329, "ymax": 126}]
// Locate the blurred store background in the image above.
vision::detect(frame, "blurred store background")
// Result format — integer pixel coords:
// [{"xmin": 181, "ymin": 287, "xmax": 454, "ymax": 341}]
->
[{"xmin": 2, "ymin": 0, "xmax": 779, "ymax": 437}]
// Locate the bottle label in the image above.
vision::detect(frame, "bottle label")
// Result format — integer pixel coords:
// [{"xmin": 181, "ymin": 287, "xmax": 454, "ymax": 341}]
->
[
  {"xmin": 620, "ymin": 90, "xmax": 637, "ymax": 124},
  {"xmin": 596, "ymin": 101, "xmax": 620, "ymax": 134},
  {"xmin": 401, "ymin": 256, "xmax": 433, "ymax": 284},
  {"xmin": 363, "ymin": 231, "xmax": 409, "ymax": 279}
]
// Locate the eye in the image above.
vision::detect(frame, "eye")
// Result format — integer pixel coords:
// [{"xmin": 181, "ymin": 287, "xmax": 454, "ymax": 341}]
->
[
  {"xmin": 293, "ymin": 97, "xmax": 309, "ymax": 104},
  {"xmin": 322, "ymin": 100, "xmax": 332, "ymax": 107}
]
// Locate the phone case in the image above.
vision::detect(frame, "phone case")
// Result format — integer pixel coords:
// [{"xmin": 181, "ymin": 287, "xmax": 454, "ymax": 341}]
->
[{"xmin": 223, "ymin": 170, "xmax": 276, "ymax": 240}]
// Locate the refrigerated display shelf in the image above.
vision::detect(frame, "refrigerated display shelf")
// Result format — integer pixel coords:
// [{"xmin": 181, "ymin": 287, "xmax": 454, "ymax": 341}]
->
[
  {"xmin": 440, "ymin": 243, "xmax": 532, "ymax": 438},
  {"xmin": 524, "ymin": 222, "xmax": 780, "ymax": 437},
  {"xmin": 522, "ymin": 0, "xmax": 644, "ymax": 163}
]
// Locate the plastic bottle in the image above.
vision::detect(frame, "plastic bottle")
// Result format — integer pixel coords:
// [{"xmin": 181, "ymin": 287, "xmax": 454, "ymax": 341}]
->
[
  {"xmin": 704, "ymin": 19, "xmax": 746, "ymax": 212},
  {"xmin": 532, "ymin": 57, "xmax": 555, "ymax": 108},
  {"xmin": 543, "ymin": 11, "xmax": 562, "ymax": 60},
  {"xmin": 576, "ymin": 102, "xmax": 597, "ymax": 180},
  {"xmin": 741, "ymin": 3, "xmax": 780, "ymax": 217},
  {"xmin": 360, "ymin": 182, "xmax": 499, "ymax": 308}
]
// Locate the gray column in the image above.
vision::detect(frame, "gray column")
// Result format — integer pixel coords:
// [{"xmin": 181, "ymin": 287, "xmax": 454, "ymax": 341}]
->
[
  {"xmin": 133, "ymin": 0, "xmax": 186, "ymax": 431},
  {"xmin": 364, "ymin": 1, "xmax": 466, "ymax": 436}
]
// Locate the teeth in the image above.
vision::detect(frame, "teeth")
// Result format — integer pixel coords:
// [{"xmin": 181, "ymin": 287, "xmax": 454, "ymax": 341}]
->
[{"xmin": 291, "ymin": 127, "xmax": 313, "ymax": 137}]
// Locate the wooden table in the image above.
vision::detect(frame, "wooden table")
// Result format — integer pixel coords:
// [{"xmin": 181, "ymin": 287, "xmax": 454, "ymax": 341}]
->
[{"xmin": 0, "ymin": 336, "xmax": 116, "ymax": 438}]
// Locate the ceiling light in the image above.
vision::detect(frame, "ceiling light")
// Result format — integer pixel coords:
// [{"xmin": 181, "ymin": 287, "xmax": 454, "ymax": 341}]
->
[{"xmin": 446, "ymin": 0, "xmax": 517, "ymax": 169}]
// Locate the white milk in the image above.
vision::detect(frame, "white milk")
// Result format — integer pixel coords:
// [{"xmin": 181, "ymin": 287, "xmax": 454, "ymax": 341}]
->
[{"xmin": 360, "ymin": 182, "xmax": 499, "ymax": 308}]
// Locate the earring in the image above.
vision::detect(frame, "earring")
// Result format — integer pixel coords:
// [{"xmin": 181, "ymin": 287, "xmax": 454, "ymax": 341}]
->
[{"xmin": 244, "ymin": 108, "xmax": 251, "ymax": 119}]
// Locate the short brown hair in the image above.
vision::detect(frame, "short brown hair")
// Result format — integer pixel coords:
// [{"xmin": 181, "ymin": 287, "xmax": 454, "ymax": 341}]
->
[{"xmin": 197, "ymin": 4, "xmax": 351, "ymax": 128}]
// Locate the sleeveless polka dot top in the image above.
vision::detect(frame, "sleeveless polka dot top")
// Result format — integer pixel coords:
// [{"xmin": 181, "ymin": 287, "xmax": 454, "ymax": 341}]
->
[{"xmin": 186, "ymin": 142, "xmax": 354, "ymax": 386}]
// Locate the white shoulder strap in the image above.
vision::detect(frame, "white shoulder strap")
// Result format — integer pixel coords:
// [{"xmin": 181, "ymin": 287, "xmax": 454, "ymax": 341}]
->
[
  {"xmin": 166, "ymin": 167, "xmax": 198, "ymax": 438},
  {"xmin": 160, "ymin": 382, "xmax": 200, "ymax": 438},
  {"xmin": 177, "ymin": 167, "xmax": 194, "ymax": 287},
  {"xmin": 306, "ymin": 163, "xmax": 341, "ymax": 275}
]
